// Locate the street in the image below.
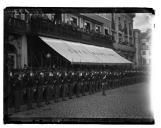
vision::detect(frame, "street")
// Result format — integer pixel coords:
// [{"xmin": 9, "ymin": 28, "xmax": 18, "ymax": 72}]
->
[{"xmin": 9, "ymin": 82, "xmax": 153, "ymax": 119}]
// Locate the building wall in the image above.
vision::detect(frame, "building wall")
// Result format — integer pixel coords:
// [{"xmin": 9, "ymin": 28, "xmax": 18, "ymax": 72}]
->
[
  {"xmin": 7, "ymin": 34, "xmax": 28, "ymax": 69},
  {"xmin": 133, "ymin": 29, "xmax": 142, "ymax": 68},
  {"xmin": 141, "ymin": 39, "xmax": 151, "ymax": 66},
  {"xmin": 63, "ymin": 13, "xmax": 135, "ymax": 62},
  {"xmin": 81, "ymin": 13, "xmax": 112, "ymax": 35},
  {"xmin": 112, "ymin": 13, "xmax": 135, "ymax": 62}
]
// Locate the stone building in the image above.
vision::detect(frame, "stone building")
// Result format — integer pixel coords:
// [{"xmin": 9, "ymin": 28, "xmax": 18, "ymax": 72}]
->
[
  {"xmin": 111, "ymin": 13, "xmax": 135, "ymax": 62},
  {"xmin": 4, "ymin": 9, "xmax": 135, "ymax": 69},
  {"xmin": 133, "ymin": 29, "xmax": 142, "ymax": 68}
]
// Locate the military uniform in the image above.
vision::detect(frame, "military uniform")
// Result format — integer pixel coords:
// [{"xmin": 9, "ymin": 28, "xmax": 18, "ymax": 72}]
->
[
  {"xmin": 26, "ymin": 71, "xmax": 34, "ymax": 109},
  {"xmin": 45, "ymin": 71, "xmax": 53, "ymax": 104},
  {"xmin": 14, "ymin": 73, "xmax": 23, "ymax": 112},
  {"xmin": 102, "ymin": 72, "xmax": 106, "ymax": 96},
  {"xmin": 62, "ymin": 71, "xmax": 68, "ymax": 101},
  {"xmin": 36, "ymin": 72, "xmax": 44, "ymax": 107},
  {"xmin": 55, "ymin": 71, "xmax": 61, "ymax": 102},
  {"xmin": 68, "ymin": 71, "xmax": 73, "ymax": 99}
]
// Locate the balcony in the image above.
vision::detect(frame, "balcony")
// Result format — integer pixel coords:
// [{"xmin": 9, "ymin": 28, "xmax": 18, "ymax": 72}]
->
[
  {"xmin": 113, "ymin": 43, "xmax": 135, "ymax": 52},
  {"xmin": 5, "ymin": 17, "xmax": 26, "ymax": 34},
  {"xmin": 30, "ymin": 18, "xmax": 114, "ymax": 48},
  {"xmin": 5, "ymin": 16, "xmax": 114, "ymax": 48}
]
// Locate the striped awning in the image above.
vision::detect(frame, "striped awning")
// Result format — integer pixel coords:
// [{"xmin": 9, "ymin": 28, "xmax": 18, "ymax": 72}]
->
[{"xmin": 39, "ymin": 36, "xmax": 132, "ymax": 65}]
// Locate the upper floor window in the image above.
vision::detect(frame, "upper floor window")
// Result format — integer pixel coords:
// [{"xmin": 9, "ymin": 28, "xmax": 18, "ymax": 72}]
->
[
  {"xmin": 95, "ymin": 25, "xmax": 101, "ymax": 33},
  {"xmin": 104, "ymin": 28, "xmax": 109, "ymax": 35},
  {"xmin": 142, "ymin": 51, "xmax": 146, "ymax": 55},
  {"xmin": 70, "ymin": 16, "xmax": 78, "ymax": 27},
  {"xmin": 84, "ymin": 21, "xmax": 91, "ymax": 31},
  {"xmin": 118, "ymin": 17, "xmax": 122, "ymax": 31}
]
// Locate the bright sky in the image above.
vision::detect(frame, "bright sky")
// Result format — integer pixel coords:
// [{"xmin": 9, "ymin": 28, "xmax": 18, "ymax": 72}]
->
[{"xmin": 133, "ymin": 13, "xmax": 154, "ymax": 32}]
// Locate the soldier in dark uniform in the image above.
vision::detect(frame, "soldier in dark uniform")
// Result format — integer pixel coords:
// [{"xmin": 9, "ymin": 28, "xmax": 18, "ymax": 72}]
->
[
  {"xmin": 55, "ymin": 71, "xmax": 61, "ymax": 102},
  {"xmin": 81, "ymin": 71, "xmax": 85, "ymax": 96},
  {"xmin": 62, "ymin": 71, "xmax": 68, "ymax": 101},
  {"xmin": 75, "ymin": 71, "xmax": 81, "ymax": 97},
  {"xmin": 68, "ymin": 71, "xmax": 73, "ymax": 99},
  {"xmin": 36, "ymin": 71, "xmax": 44, "ymax": 107},
  {"xmin": 106, "ymin": 70, "xmax": 110, "ymax": 89},
  {"xmin": 102, "ymin": 71, "xmax": 106, "ymax": 96},
  {"xmin": 45, "ymin": 71, "xmax": 53, "ymax": 104},
  {"xmin": 51, "ymin": 70, "xmax": 56, "ymax": 101},
  {"xmin": 97, "ymin": 71, "xmax": 102, "ymax": 91},
  {"xmin": 91, "ymin": 71, "xmax": 96, "ymax": 93},
  {"xmin": 89, "ymin": 72, "xmax": 94, "ymax": 94},
  {"xmin": 84, "ymin": 72, "xmax": 89, "ymax": 94},
  {"xmin": 13, "ymin": 72, "xmax": 23, "ymax": 112},
  {"xmin": 72, "ymin": 70, "xmax": 78, "ymax": 96},
  {"xmin": 26, "ymin": 70, "xmax": 34, "ymax": 109},
  {"xmin": 8, "ymin": 72, "xmax": 14, "ymax": 108}
]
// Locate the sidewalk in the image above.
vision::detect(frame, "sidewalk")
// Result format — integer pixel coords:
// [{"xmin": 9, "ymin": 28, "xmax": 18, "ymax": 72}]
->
[{"xmin": 9, "ymin": 82, "xmax": 153, "ymax": 119}]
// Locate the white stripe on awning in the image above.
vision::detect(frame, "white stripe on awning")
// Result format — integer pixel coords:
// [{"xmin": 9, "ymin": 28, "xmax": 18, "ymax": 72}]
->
[{"xmin": 39, "ymin": 36, "xmax": 132, "ymax": 64}]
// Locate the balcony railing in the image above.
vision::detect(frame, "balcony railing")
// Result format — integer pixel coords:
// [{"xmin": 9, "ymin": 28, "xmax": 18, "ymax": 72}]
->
[
  {"xmin": 5, "ymin": 17, "xmax": 26, "ymax": 34},
  {"xmin": 30, "ymin": 18, "xmax": 114, "ymax": 48},
  {"xmin": 5, "ymin": 17, "xmax": 115, "ymax": 48}
]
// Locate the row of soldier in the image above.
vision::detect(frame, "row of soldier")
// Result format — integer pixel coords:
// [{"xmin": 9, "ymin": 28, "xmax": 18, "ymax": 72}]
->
[{"xmin": 7, "ymin": 68, "xmax": 147, "ymax": 112}]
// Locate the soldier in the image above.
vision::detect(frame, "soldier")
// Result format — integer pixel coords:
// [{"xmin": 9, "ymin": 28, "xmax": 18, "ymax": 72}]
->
[
  {"xmin": 89, "ymin": 71, "xmax": 93, "ymax": 94},
  {"xmin": 13, "ymin": 72, "xmax": 23, "ymax": 112},
  {"xmin": 86, "ymin": 71, "xmax": 91, "ymax": 94},
  {"xmin": 62, "ymin": 71, "xmax": 68, "ymax": 101},
  {"xmin": 45, "ymin": 71, "xmax": 53, "ymax": 104},
  {"xmin": 105, "ymin": 71, "xmax": 109, "ymax": 90},
  {"xmin": 8, "ymin": 71, "xmax": 14, "ymax": 108},
  {"xmin": 55, "ymin": 71, "xmax": 61, "ymax": 102},
  {"xmin": 36, "ymin": 71, "xmax": 44, "ymax": 107},
  {"xmin": 68, "ymin": 71, "xmax": 73, "ymax": 99},
  {"xmin": 26, "ymin": 70, "xmax": 34, "ymax": 109},
  {"xmin": 102, "ymin": 72, "xmax": 106, "ymax": 96},
  {"xmin": 91, "ymin": 71, "xmax": 96, "ymax": 93},
  {"xmin": 76, "ymin": 71, "xmax": 82, "ymax": 97},
  {"xmin": 81, "ymin": 71, "xmax": 85, "ymax": 96}
]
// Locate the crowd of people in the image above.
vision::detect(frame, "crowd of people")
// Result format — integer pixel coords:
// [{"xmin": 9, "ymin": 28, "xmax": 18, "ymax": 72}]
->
[{"xmin": 5, "ymin": 67, "xmax": 148, "ymax": 113}]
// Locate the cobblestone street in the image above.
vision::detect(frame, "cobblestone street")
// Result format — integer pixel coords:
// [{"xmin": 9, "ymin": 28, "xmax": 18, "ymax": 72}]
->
[{"xmin": 9, "ymin": 82, "xmax": 153, "ymax": 120}]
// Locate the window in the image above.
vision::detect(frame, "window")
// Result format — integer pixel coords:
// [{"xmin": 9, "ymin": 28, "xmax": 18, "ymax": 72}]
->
[
  {"xmin": 119, "ymin": 33, "xmax": 122, "ymax": 43},
  {"xmin": 142, "ymin": 51, "xmax": 146, "ymax": 55},
  {"xmin": 84, "ymin": 21, "xmax": 91, "ymax": 31},
  {"xmin": 95, "ymin": 25, "xmax": 101, "ymax": 33},
  {"xmin": 118, "ymin": 17, "xmax": 122, "ymax": 31},
  {"xmin": 70, "ymin": 17, "xmax": 78, "ymax": 27},
  {"xmin": 104, "ymin": 28, "xmax": 109, "ymax": 35}
]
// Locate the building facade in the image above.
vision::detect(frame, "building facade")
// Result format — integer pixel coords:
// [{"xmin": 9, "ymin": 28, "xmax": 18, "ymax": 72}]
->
[
  {"xmin": 141, "ymin": 39, "xmax": 151, "ymax": 66},
  {"xmin": 111, "ymin": 13, "xmax": 135, "ymax": 62},
  {"xmin": 4, "ymin": 9, "xmax": 136, "ymax": 69},
  {"xmin": 133, "ymin": 29, "xmax": 142, "ymax": 68}
]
